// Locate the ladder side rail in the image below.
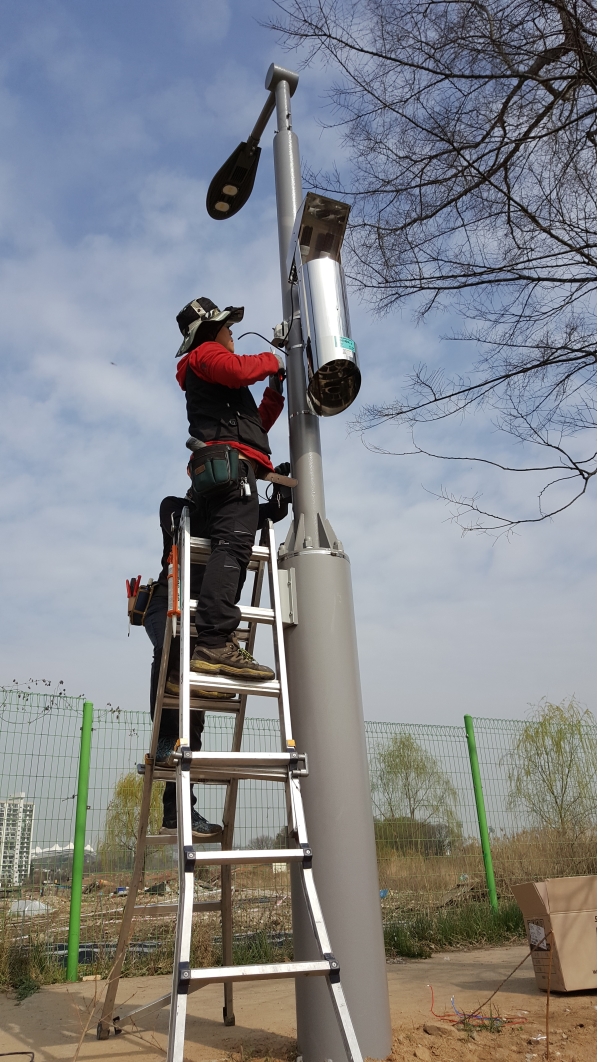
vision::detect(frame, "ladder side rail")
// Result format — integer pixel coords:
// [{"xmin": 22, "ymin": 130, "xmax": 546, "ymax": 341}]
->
[
  {"xmin": 221, "ymin": 554, "xmax": 266, "ymax": 1026},
  {"xmin": 149, "ymin": 614, "xmax": 173, "ymax": 759},
  {"xmin": 178, "ymin": 507, "xmax": 192, "ymax": 748},
  {"xmin": 167, "ymin": 508, "xmax": 194, "ymax": 1062},
  {"xmin": 288, "ymin": 776, "xmax": 309, "ymax": 846},
  {"xmin": 266, "ymin": 522, "xmax": 294, "ymax": 749},
  {"xmin": 97, "ymin": 622, "xmax": 173, "ymax": 1038},
  {"xmin": 291, "ymin": 781, "xmax": 364, "ymax": 1062},
  {"xmin": 300, "ymin": 865, "xmax": 333, "ymax": 955},
  {"xmin": 325, "ymin": 979, "xmax": 364, "ymax": 1062}
]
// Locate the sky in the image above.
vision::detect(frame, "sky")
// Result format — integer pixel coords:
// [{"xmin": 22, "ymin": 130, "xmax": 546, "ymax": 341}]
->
[{"xmin": 0, "ymin": 0, "xmax": 595, "ymax": 728}]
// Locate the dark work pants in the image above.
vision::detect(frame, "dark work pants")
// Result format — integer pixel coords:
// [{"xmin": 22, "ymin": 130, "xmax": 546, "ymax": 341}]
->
[
  {"xmin": 194, "ymin": 461, "xmax": 260, "ymax": 648},
  {"xmin": 144, "ymin": 591, "xmax": 204, "ymax": 818}
]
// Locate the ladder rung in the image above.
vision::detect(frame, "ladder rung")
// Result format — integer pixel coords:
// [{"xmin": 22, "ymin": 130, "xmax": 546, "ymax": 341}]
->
[
  {"xmin": 133, "ymin": 900, "xmax": 221, "ymax": 916},
  {"xmin": 187, "ymin": 848, "xmax": 307, "ymax": 866},
  {"xmin": 185, "ymin": 960, "xmax": 331, "ymax": 986},
  {"xmin": 162, "ymin": 694, "xmax": 241, "ymax": 713},
  {"xmin": 145, "ymin": 833, "xmax": 223, "ymax": 846},
  {"xmin": 189, "ymin": 673, "xmax": 281, "ymax": 698},
  {"xmin": 190, "ymin": 538, "xmax": 269, "ymax": 569},
  {"xmin": 138, "ymin": 764, "xmax": 288, "ymax": 784},
  {"xmin": 185, "ymin": 752, "xmax": 303, "ymax": 768},
  {"xmin": 189, "ymin": 604, "xmax": 275, "ymax": 625}
]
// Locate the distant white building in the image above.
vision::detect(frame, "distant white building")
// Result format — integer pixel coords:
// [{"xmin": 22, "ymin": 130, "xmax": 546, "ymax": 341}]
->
[{"xmin": 0, "ymin": 794, "xmax": 35, "ymax": 887}]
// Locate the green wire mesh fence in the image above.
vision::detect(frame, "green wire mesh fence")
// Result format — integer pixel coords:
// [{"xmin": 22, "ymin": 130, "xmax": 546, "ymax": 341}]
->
[{"xmin": 0, "ymin": 687, "xmax": 595, "ymax": 982}]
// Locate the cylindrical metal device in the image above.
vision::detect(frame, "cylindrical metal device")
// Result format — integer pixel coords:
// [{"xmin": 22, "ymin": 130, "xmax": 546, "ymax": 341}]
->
[
  {"xmin": 266, "ymin": 63, "xmax": 393, "ymax": 1061},
  {"xmin": 289, "ymin": 191, "xmax": 361, "ymax": 416},
  {"xmin": 299, "ymin": 256, "xmax": 361, "ymax": 416}
]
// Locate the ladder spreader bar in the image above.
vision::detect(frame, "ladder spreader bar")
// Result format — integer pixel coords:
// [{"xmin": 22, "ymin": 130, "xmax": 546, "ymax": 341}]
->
[
  {"xmin": 183, "ymin": 847, "xmax": 310, "ymax": 866},
  {"xmin": 182, "ymin": 960, "xmax": 332, "ymax": 985}
]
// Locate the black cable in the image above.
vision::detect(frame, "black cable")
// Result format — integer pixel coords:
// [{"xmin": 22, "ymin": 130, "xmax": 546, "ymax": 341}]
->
[
  {"xmin": 236, "ymin": 330, "xmax": 278, "ymax": 349},
  {"xmin": 237, "ymin": 319, "xmax": 292, "ymax": 350},
  {"xmin": 0, "ymin": 1054, "xmax": 35, "ymax": 1061}
]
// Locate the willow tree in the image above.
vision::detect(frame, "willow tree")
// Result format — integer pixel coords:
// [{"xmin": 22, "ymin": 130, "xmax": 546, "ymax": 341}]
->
[
  {"xmin": 506, "ymin": 698, "xmax": 596, "ymax": 834},
  {"xmin": 98, "ymin": 772, "xmax": 163, "ymax": 870}
]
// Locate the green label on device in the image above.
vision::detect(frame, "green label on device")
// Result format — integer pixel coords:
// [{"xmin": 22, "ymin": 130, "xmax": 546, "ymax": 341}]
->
[{"xmin": 334, "ymin": 336, "xmax": 356, "ymax": 352}]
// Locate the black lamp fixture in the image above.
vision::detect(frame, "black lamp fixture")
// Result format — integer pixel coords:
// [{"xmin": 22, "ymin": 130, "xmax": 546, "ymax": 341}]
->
[{"xmin": 206, "ymin": 64, "xmax": 298, "ymax": 221}]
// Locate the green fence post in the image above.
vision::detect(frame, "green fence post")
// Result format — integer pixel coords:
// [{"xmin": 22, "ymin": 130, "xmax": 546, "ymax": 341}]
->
[
  {"xmin": 464, "ymin": 714, "xmax": 498, "ymax": 912},
  {"xmin": 66, "ymin": 699, "xmax": 93, "ymax": 981}
]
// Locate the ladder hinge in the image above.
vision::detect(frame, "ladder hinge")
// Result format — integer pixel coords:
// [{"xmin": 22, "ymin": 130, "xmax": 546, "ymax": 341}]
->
[
  {"xmin": 178, "ymin": 961, "xmax": 191, "ymax": 994},
  {"xmin": 290, "ymin": 752, "xmax": 309, "ymax": 777},
  {"xmin": 301, "ymin": 843, "xmax": 313, "ymax": 868},
  {"xmin": 324, "ymin": 952, "xmax": 341, "ymax": 983},
  {"xmin": 183, "ymin": 845, "xmax": 196, "ymax": 871},
  {"xmin": 179, "ymin": 746, "xmax": 192, "ymax": 770}
]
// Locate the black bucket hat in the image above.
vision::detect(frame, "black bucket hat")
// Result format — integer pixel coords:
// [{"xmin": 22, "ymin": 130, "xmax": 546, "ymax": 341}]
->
[{"xmin": 175, "ymin": 297, "xmax": 244, "ymax": 357}]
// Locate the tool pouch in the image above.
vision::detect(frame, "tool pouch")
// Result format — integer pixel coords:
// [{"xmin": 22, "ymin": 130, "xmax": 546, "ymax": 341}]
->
[
  {"xmin": 189, "ymin": 445, "xmax": 239, "ymax": 498},
  {"xmin": 128, "ymin": 581, "xmax": 156, "ymax": 626}
]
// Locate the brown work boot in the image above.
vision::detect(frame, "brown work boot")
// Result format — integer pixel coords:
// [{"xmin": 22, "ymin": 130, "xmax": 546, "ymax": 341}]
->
[{"xmin": 190, "ymin": 641, "xmax": 275, "ymax": 681}]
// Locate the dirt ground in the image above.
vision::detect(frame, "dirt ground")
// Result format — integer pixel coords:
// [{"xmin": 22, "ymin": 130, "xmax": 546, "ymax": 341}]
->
[{"xmin": 0, "ymin": 945, "xmax": 595, "ymax": 1062}]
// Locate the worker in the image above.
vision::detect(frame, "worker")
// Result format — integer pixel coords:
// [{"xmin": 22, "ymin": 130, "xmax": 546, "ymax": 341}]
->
[
  {"xmin": 175, "ymin": 296, "xmax": 286, "ymax": 682},
  {"xmin": 144, "ymin": 476, "xmax": 292, "ymax": 839}
]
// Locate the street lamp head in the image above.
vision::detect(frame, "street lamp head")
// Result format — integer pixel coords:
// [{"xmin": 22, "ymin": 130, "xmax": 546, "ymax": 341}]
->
[
  {"xmin": 206, "ymin": 141, "xmax": 262, "ymax": 220},
  {"xmin": 288, "ymin": 193, "xmax": 361, "ymax": 417},
  {"xmin": 206, "ymin": 64, "xmax": 299, "ymax": 222}
]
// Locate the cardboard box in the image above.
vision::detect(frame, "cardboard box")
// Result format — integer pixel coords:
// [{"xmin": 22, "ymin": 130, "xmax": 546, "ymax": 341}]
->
[{"xmin": 512, "ymin": 875, "xmax": 597, "ymax": 993}]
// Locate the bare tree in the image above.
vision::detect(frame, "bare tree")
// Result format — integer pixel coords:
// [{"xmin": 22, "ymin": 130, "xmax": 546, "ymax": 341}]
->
[{"xmin": 270, "ymin": 0, "xmax": 596, "ymax": 532}]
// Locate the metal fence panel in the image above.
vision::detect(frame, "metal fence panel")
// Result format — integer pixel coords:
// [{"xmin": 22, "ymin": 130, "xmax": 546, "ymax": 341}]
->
[{"xmin": 0, "ymin": 688, "xmax": 595, "ymax": 981}]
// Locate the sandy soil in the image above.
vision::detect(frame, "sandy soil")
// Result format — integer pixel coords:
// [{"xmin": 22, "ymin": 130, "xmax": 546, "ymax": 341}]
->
[{"xmin": 0, "ymin": 945, "xmax": 595, "ymax": 1061}]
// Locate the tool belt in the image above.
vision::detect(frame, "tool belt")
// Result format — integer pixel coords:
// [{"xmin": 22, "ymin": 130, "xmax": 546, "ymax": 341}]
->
[
  {"xmin": 188, "ymin": 445, "xmax": 240, "ymax": 498},
  {"xmin": 127, "ymin": 577, "xmax": 156, "ymax": 627}
]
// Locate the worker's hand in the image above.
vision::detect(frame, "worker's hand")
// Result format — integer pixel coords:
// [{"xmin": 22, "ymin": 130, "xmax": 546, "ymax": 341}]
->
[
  {"xmin": 273, "ymin": 463, "xmax": 293, "ymax": 504},
  {"xmin": 269, "ymin": 373, "xmax": 284, "ymax": 394}
]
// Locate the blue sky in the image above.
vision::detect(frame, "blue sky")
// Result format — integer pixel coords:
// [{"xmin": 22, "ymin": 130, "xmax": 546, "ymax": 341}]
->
[{"xmin": 0, "ymin": 0, "xmax": 595, "ymax": 725}]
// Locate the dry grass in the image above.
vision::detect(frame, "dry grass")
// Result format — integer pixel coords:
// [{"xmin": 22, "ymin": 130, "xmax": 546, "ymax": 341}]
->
[{"xmin": 1, "ymin": 828, "xmax": 594, "ymax": 988}]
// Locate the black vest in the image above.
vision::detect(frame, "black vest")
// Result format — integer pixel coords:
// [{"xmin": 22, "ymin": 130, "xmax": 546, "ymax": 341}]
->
[{"xmin": 183, "ymin": 356, "xmax": 271, "ymax": 456}]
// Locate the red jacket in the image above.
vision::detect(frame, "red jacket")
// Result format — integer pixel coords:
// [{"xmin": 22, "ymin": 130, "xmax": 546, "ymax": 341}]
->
[{"xmin": 176, "ymin": 341, "xmax": 284, "ymax": 471}]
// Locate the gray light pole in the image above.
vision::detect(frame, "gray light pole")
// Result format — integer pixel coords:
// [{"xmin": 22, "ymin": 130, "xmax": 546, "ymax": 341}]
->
[{"xmin": 207, "ymin": 63, "xmax": 392, "ymax": 1062}]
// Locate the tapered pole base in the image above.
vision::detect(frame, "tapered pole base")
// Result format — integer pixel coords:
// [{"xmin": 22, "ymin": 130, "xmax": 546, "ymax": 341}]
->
[{"xmin": 282, "ymin": 548, "xmax": 392, "ymax": 1061}]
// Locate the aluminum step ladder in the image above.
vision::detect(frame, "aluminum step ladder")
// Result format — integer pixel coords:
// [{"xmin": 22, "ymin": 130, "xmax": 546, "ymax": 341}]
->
[{"xmin": 97, "ymin": 509, "xmax": 363, "ymax": 1062}]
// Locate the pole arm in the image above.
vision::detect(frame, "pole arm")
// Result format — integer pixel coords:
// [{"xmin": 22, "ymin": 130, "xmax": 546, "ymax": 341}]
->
[{"xmin": 248, "ymin": 93, "xmax": 276, "ymax": 148}]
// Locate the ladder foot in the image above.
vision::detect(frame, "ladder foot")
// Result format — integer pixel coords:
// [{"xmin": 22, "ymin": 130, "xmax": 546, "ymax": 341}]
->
[
  {"xmin": 223, "ymin": 1010, "xmax": 236, "ymax": 1027},
  {"xmin": 96, "ymin": 1021, "xmax": 111, "ymax": 1040}
]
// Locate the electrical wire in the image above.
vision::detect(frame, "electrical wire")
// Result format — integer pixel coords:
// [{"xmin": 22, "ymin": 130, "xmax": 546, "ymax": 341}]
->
[{"xmin": 236, "ymin": 330, "xmax": 279, "ymax": 349}]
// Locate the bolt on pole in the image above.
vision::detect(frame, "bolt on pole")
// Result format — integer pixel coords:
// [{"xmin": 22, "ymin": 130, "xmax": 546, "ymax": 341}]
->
[
  {"xmin": 464, "ymin": 714, "xmax": 499, "ymax": 911},
  {"xmin": 67, "ymin": 699, "xmax": 93, "ymax": 982},
  {"xmin": 267, "ymin": 64, "xmax": 392, "ymax": 1061}
]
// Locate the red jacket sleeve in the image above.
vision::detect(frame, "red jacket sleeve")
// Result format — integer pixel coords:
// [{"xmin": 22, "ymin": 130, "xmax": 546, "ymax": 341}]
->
[
  {"xmin": 185, "ymin": 342, "xmax": 279, "ymax": 388},
  {"xmin": 258, "ymin": 387, "xmax": 285, "ymax": 432}
]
